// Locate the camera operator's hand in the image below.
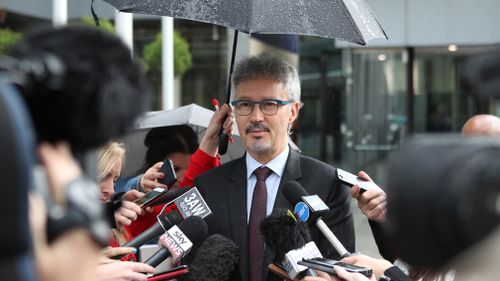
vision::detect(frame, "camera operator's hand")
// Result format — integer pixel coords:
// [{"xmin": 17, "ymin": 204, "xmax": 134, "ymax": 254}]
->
[
  {"xmin": 351, "ymin": 171, "xmax": 387, "ymax": 222},
  {"xmin": 341, "ymin": 254, "xmax": 393, "ymax": 280},
  {"xmin": 38, "ymin": 142, "xmax": 82, "ymax": 205},
  {"xmin": 139, "ymin": 162, "xmax": 168, "ymax": 193},
  {"xmin": 114, "ymin": 200, "xmax": 143, "ymax": 226},
  {"xmin": 95, "ymin": 261, "xmax": 155, "ymax": 281},
  {"xmin": 200, "ymin": 103, "xmax": 234, "ymax": 156}
]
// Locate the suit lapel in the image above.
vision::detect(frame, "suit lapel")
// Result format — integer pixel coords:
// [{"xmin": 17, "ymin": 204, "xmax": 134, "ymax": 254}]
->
[
  {"xmin": 228, "ymin": 156, "xmax": 249, "ymax": 281},
  {"xmin": 263, "ymin": 148, "xmax": 303, "ymax": 280}
]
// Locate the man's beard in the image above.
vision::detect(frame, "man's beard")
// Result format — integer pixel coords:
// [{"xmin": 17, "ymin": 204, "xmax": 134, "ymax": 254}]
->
[
  {"xmin": 245, "ymin": 122, "xmax": 273, "ymax": 154},
  {"xmin": 247, "ymin": 138, "xmax": 273, "ymax": 154}
]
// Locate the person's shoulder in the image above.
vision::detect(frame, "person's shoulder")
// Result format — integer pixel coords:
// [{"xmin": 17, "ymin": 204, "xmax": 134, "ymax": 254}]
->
[{"xmin": 196, "ymin": 157, "xmax": 242, "ymax": 181}]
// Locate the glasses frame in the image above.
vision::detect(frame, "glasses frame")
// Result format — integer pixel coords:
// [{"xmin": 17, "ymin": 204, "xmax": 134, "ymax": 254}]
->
[{"xmin": 230, "ymin": 99, "xmax": 293, "ymax": 116}]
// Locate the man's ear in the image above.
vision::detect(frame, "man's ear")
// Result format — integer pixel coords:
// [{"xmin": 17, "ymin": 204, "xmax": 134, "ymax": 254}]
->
[{"xmin": 289, "ymin": 101, "xmax": 300, "ymax": 123}]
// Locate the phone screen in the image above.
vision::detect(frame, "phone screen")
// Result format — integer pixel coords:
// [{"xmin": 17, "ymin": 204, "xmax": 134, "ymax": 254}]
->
[
  {"xmin": 158, "ymin": 159, "xmax": 177, "ymax": 188},
  {"xmin": 134, "ymin": 188, "xmax": 165, "ymax": 207},
  {"xmin": 336, "ymin": 168, "xmax": 381, "ymax": 191},
  {"xmin": 302, "ymin": 258, "xmax": 373, "ymax": 277}
]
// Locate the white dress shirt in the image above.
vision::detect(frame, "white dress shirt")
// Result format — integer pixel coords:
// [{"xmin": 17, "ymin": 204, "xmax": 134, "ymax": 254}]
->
[{"xmin": 245, "ymin": 146, "xmax": 289, "ymax": 223}]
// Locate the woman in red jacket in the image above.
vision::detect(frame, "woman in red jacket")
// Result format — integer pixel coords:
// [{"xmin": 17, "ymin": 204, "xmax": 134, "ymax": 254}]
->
[{"xmin": 124, "ymin": 104, "xmax": 233, "ymax": 238}]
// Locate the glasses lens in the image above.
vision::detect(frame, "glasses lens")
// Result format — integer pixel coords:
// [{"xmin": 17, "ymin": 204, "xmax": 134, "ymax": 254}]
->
[
  {"xmin": 260, "ymin": 100, "xmax": 279, "ymax": 115},
  {"xmin": 236, "ymin": 101, "xmax": 252, "ymax": 116}
]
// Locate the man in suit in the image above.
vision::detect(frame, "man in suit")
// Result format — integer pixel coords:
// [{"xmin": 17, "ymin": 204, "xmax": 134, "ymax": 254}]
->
[{"xmin": 195, "ymin": 53, "xmax": 354, "ymax": 281}]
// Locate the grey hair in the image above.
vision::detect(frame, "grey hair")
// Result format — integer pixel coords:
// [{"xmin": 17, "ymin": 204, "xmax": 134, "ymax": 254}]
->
[{"xmin": 232, "ymin": 53, "xmax": 301, "ymax": 102}]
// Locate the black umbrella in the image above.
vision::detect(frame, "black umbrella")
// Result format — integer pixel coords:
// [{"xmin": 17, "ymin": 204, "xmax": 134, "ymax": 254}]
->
[{"xmin": 100, "ymin": 0, "xmax": 387, "ymax": 152}]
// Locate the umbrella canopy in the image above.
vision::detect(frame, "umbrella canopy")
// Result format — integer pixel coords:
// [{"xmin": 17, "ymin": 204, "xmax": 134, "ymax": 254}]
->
[
  {"xmin": 104, "ymin": 0, "xmax": 386, "ymax": 45},
  {"xmin": 120, "ymin": 103, "xmax": 300, "ymax": 177}
]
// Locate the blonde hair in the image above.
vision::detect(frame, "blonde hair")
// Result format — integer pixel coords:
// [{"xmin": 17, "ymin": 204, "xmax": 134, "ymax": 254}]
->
[
  {"xmin": 97, "ymin": 142, "xmax": 126, "ymax": 181},
  {"xmin": 97, "ymin": 142, "xmax": 129, "ymax": 245}
]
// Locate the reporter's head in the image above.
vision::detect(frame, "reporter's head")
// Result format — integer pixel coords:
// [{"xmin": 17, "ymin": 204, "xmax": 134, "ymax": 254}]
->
[{"xmin": 9, "ymin": 26, "xmax": 150, "ymax": 152}]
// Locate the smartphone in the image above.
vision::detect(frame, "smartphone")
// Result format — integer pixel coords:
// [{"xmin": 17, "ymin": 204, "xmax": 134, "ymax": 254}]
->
[
  {"xmin": 134, "ymin": 187, "xmax": 166, "ymax": 208},
  {"xmin": 336, "ymin": 168, "xmax": 381, "ymax": 192},
  {"xmin": 298, "ymin": 257, "xmax": 372, "ymax": 277},
  {"xmin": 158, "ymin": 158, "xmax": 177, "ymax": 188},
  {"xmin": 146, "ymin": 265, "xmax": 189, "ymax": 281}
]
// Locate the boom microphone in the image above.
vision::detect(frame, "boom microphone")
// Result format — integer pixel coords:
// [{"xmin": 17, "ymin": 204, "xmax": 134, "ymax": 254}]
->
[
  {"xmin": 188, "ymin": 234, "xmax": 239, "ymax": 281},
  {"xmin": 261, "ymin": 209, "xmax": 320, "ymax": 280},
  {"xmin": 283, "ymin": 181, "xmax": 350, "ymax": 258},
  {"xmin": 123, "ymin": 211, "xmax": 182, "ymax": 249},
  {"xmin": 145, "ymin": 216, "xmax": 208, "ymax": 267}
]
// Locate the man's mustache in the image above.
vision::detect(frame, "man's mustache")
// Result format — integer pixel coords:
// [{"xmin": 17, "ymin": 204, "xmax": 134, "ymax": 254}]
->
[{"xmin": 245, "ymin": 122, "xmax": 270, "ymax": 134}]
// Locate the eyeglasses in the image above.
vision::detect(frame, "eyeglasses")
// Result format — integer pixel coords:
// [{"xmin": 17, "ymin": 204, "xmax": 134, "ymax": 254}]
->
[{"xmin": 230, "ymin": 99, "xmax": 292, "ymax": 116}]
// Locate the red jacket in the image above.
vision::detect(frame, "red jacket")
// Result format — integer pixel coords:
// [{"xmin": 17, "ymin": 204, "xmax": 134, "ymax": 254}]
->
[{"xmin": 124, "ymin": 148, "xmax": 220, "ymax": 239}]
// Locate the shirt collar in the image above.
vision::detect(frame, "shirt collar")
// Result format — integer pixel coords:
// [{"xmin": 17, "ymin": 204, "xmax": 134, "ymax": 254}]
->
[{"xmin": 246, "ymin": 145, "xmax": 290, "ymax": 179}]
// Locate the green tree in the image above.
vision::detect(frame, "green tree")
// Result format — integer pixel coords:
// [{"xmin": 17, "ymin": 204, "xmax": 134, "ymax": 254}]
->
[
  {"xmin": 143, "ymin": 31, "xmax": 192, "ymax": 77},
  {"xmin": 0, "ymin": 28, "xmax": 22, "ymax": 55}
]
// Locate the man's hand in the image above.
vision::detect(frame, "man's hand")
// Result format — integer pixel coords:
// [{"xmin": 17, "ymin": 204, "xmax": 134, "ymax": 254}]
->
[
  {"xmin": 114, "ymin": 200, "xmax": 143, "ymax": 226},
  {"xmin": 200, "ymin": 103, "xmax": 234, "ymax": 156},
  {"xmin": 100, "ymin": 246, "xmax": 137, "ymax": 261},
  {"xmin": 351, "ymin": 171, "xmax": 387, "ymax": 222},
  {"xmin": 95, "ymin": 261, "xmax": 155, "ymax": 281},
  {"xmin": 139, "ymin": 162, "xmax": 168, "ymax": 193},
  {"xmin": 341, "ymin": 254, "xmax": 393, "ymax": 280}
]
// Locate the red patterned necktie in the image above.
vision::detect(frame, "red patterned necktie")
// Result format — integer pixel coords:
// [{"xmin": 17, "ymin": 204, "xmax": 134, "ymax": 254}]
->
[{"xmin": 248, "ymin": 166, "xmax": 273, "ymax": 281}]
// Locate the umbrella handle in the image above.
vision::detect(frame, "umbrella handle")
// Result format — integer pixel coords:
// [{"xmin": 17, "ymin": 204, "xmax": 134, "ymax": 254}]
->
[{"xmin": 218, "ymin": 131, "xmax": 229, "ymax": 155}]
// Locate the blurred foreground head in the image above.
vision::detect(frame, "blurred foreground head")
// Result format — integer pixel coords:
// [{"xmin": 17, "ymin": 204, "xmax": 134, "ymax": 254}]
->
[
  {"xmin": 8, "ymin": 26, "xmax": 149, "ymax": 152},
  {"xmin": 385, "ymin": 135, "xmax": 500, "ymax": 269}
]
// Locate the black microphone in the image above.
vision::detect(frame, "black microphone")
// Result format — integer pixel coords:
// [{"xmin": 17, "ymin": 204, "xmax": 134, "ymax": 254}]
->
[
  {"xmin": 261, "ymin": 209, "xmax": 319, "ymax": 279},
  {"xmin": 188, "ymin": 234, "xmax": 239, "ymax": 281},
  {"xmin": 283, "ymin": 181, "xmax": 351, "ymax": 258},
  {"xmin": 123, "ymin": 211, "xmax": 182, "ymax": 249},
  {"xmin": 145, "ymin": 216, "xmax": 208, "ymax": 267}
]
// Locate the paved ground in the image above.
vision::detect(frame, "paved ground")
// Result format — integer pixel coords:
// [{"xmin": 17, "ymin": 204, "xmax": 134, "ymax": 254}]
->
[{"xmin": 351, "ymin": 201, "xmax": 382, "ymax": 258}]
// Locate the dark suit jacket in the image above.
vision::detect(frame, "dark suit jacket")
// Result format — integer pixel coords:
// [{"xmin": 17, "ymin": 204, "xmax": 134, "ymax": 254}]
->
[{"xmin": 194, "ymin": 148, "xmax": 355, "ymax": 281}]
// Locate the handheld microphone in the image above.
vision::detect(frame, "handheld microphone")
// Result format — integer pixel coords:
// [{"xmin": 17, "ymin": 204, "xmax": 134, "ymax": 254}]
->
[
  {"xmin": 188, "ymin": 234, "xmax": 239, "ymax": 281},
  {"xmin": 283, "ymin": 181, "xmax": 351, "ymax": 258},
  {"xmin": 261, "ymin": 209, "xmax": 321, "ymax": 280},
  {"xmin": 123, "ymin": 212, "xmax": 182, "ymax": 249},
  {"xmin": 160, "ymin": 187, "xmax": 212, "ymax": 219},
  {"xmin": 145, "ymin": 216, "xmax": 208, "ymax": 267}
]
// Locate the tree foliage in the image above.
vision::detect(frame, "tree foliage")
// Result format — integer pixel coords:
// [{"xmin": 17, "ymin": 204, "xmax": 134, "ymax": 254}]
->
[
  {"xmin": 0, "ymin": 28, "xmax": 22, "ymax": 55},
  {"xmin": 143, "ymin": 31, "xmax": 192, "ymax": 77},
  {"xmin": 80, "ymin": 16, "xmax": 116, "ymax": 33}
]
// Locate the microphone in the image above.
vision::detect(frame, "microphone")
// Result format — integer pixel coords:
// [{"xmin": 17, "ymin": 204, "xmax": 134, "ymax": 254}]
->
[
  {"xmin": 261, "ymin": 209, "xmax": 321, "ymax": 280},
  {"xmin": 145, "ymin": 216, "xmax": 208, "ymax": 267},
  {"xmin": 159, "ymin": 187, "xmax": 212, "ymax": 220},
  {"xmin": 188, "ymin": 234, "xmax": 239, "ymax": 281},
  {"xmin": 283, "ymin": 181, "xmax": 351, "ymax": 258},
  {"xmin": 123, "ymin": 211, "xmax": 182, "ymax": 249}
]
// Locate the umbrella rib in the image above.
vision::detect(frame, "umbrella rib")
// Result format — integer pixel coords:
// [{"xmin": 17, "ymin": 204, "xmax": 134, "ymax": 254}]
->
[{"xmin": 337, "ymin": 0, "xmax": 367, "ymax": 46}]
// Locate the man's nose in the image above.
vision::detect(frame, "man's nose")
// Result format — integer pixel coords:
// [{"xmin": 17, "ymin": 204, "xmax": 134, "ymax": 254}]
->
[{"xmin": 248, "ymin": 103, "xmax": 265, "ymax": 121}]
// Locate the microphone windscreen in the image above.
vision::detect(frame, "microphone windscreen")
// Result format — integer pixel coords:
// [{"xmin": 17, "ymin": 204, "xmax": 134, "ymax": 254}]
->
[
  {"xmin": 189, "ymin": 234, "xmax": 239, "ymax": 281},
  {"xmin": 178, "ymin": 216, "xmax": 208, "ymax": 246},
  {"xmin": 283, "ymin": 181, "xmax": 308, "ymax": 206},
  {"xmin": 260, "ymin": 209, "xmax": 311, "ymax": 261}
]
